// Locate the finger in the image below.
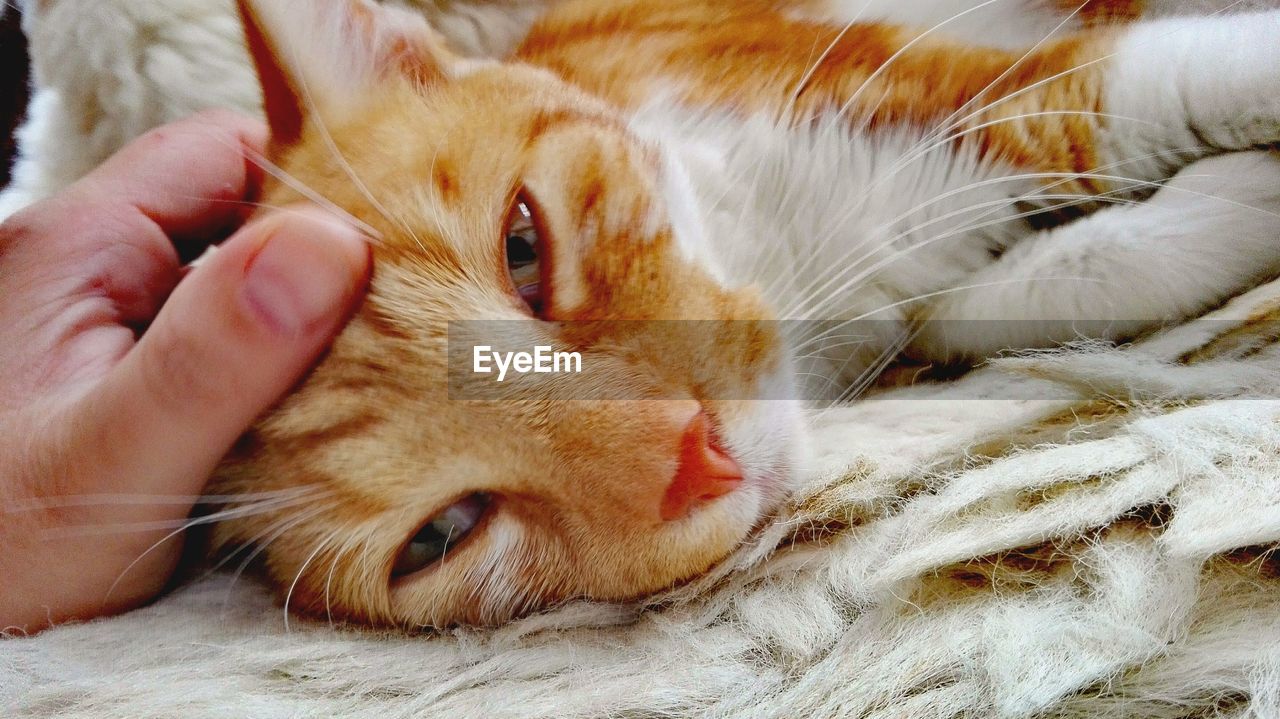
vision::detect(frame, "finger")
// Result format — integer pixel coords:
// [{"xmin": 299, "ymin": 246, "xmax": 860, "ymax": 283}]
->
[
  {"xmin": 0, "ymin": 196, "xmax": 183, "ymax": 331},
  {"xmin": 73, "ymin": 205, "xmax": 370, "ymax": 496},
  {"xmin": 0, "ymin": 111, "xmax": 268, "ymax": 325},
  {"xmin": 73, "ymin": 109, "xmax": 268, "ymax": 251}
]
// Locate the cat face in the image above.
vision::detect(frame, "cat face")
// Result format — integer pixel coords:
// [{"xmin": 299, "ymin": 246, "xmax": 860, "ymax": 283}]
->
[{"xmin": 208, "ymin": 0, "xmax": 803, "ymax": 627}]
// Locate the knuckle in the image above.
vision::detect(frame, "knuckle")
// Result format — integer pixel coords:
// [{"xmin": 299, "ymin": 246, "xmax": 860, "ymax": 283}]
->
[
  {"xmin": 133, "ymin": 122, "xmax": 181, "ymax": 154},
  {"xmin": 54, "ymin": 195, "xmax": 169, "ymax": 261},
  {"xmin": 0, "ymin": 197, "xmax": 115, "ymax": 263},
  {"xmin": 0, "ymin": 208, "xmax": 42, "ymax": 260}
]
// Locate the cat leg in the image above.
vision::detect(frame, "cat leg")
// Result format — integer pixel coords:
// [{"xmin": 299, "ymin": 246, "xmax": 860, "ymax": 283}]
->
[
  {"xmin": 944, "ymin": 7, "xmax": 1280, "ymax": 211},
  {"xmin": 909, "ymin": 151, "xmax": 1280, "ymax": 362},
  {"xmin": 1047, "ymin": 0, "xmax": 1280, "ymax": 24},
  {"xmin": 811, "ymin": 0, "xmax": 1099, "ymax": 48},
  {"xmin": 1134, "ymin": 0, "xmax": 1280, "ymax": 18},
  {"xmin": 1089, "ymin": 9, "xmax": 1280, "ymax": 187},
  {"xmin": 811, "ymin": 0, "xmax": 1279, "ymax": 47}
]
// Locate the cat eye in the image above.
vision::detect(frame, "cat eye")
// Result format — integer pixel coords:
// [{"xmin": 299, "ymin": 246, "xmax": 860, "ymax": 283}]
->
[
  {"xmin": 391, "ymin": 493, "xmax": 492, "ymax": 578},
  {"xmin": 505, "ymin": 198, "xmax": 544, "ymax": 314}
]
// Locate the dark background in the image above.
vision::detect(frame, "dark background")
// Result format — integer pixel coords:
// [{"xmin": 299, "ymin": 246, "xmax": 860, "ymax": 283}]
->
[{"xmin": 1, "ymin": 5, "xmax": 31, "ymax": 189}]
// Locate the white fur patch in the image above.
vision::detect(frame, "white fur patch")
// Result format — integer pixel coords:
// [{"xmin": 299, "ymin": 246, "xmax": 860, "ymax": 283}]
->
[{"xmin": 631, "ymin": 98, "xmax": 1035, "ymax": 394}]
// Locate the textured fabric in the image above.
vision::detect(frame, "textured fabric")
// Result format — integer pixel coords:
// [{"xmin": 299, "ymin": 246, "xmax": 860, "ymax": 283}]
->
[{"xmin": 4, "ymin": 2, "xmax": 1280, "ymax": 717}]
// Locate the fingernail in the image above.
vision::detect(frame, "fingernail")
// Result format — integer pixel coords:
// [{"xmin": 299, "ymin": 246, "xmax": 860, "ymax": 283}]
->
[{"xmin": 240, "ymin": 209, "xmax": 369, "ymax": 336}]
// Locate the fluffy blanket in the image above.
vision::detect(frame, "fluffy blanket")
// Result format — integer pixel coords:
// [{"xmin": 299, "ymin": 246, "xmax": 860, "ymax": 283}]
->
[{"xmin": 4, "ymin": 2, "xmax": 1280, "ymax": 717}]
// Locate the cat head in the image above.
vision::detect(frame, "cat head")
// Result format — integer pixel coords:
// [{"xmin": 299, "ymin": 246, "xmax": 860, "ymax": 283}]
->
[{"xmin": 209, "ymin": 0, "xmax": 804, "ymax": 627}]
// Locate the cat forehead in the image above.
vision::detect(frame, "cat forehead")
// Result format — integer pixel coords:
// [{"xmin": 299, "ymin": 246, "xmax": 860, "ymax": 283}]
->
[
  {"xmin": 282, "ymin": 67, "xmax": 643, "ymax": 201},
  {"xmin": 388, "ymin": 62, "xmax": 621, "ymax": 139},
  {"xmin": 284, "ymin": 90, "xmax": 658, "ymax": 243}
]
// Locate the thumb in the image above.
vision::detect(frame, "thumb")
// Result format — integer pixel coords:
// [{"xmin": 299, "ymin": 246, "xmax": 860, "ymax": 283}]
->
[{"xmin": 80, "ymin": 205, "xmax": 370, "ymax": 494}]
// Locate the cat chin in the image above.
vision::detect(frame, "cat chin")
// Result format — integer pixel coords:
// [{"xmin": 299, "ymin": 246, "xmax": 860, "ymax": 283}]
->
[{"xmin": 720, "ymin": 395, "xmax": 808, "ymax": 518}]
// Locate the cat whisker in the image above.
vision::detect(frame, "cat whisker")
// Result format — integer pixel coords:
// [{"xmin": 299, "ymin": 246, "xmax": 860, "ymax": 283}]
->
[
  {"xmin": 763, "ymin": 144, "xmax": 1114, "ymax": 306},
  {"xmin": 903, "ymin": 1, "xmax": 1090, "ymax": 157},
  {"xmin": 323, "ymin": 528, "xmax": 368, "ymax": 628},
  {"xmin": 878, "ymin": 111, "xmax": 1166, "ymax": 209},
  {"xmin": 186, "ymin": 196, "xmax": 356, "ymax": 224},
  {"xmin": 283, "ymin": 527, "xmax": 345, "ymax": 632},
  {"xmin": 239, "ymin": 143, "xmax": 387, "ymax": 244},
  {"xmin": 191, "ymin": 124, "xmax": 386, "ymax": 244},
  {"xmin": 791, "ymin": 337, "xmax": 882, "ymax": 361},
  {"xmin": 835, "ymin": 330, "xmax": 913, "ymax": 404},
  {"xmin": 763, "ymin": 117, "xmax": 1180, "ymax": 308},
  {"xmin": 788, "ymin": 1, "xmax": 872, "ymax": 110},
  {"xmin": 922, "ymin": 0, "xmax": 1254, "ymax": 157},
  {"xmin": 439, "ymin": 524, "xmax": 456, "ymax": 567},
  {"xmin": 860, "ymin": 27, "xmax": 1200, "ymax": 217},
  {"xmin": 802, "ymin": 275, "xmax": 1111, "ymax": 407},
  {"xmin": 774, "ymin": 181, "xmax": 1145, "ymax": 317},
  {"xmin": 291, "ymin": 53, "xmax": 428, "ymax": 255},
  {"xmin": 790, "ymin": 329, "xmax": 884, "ymax": 350},
  {"xmin": 781, "ymin": 196, "xmax": 1129, "ymax": 320},
  {"xmin": 219, "ymin": 501, "xmax": 338, "ymax": 614},
  {"xmin": 755, "ymin": 51, "xmax": 906, "ymax": 285},
  {"xmin": 919, "ymin": 59, "xmax": 1112, "ymax": 156},
  {"xmin": 746, "ymin": 92, "xmax": 886, "ymax": 284},
  {"xmin": 37, "ymin": 500, "xmax": 319, "ymax": 539},
  {"xmin": 792, "ymin": 327, "xmax": 903, "ymax": 356},
  {"xmin": 773, "ymin": 144, "xmax": 1264, "ymax": 316},
  {"xmin": 875, "ymin": 161, "xmax": 1153, "ymax": 232},
  {"xmin": 798, "ymin": 276, "xmax": 1097, "ymax": 350},
  {"xmin": 835, "ymin": 0, "xmax": 1011, "ymax": 122},
  {"xmin": 783, "ymin": 198, "xmax": 1136, "ymax": 322},
  {"xmin": 324, "ymin": 551, "xmax": 342, "ymax": 628},
  {"xmin": 99, "ymin": 489, "xmax": 335, "ymax": 605},
  {"xmin": 905, "ymin": 110, "xmax": 1164, "ymax": 176},
  {"xmin": 352, "ymin": 528, "xmax": 396, "ymax": 620},
  {"xmin": 186, "ymin": 496, "xmax": 343, "ymax": 593},
  {"xmin": 4, "ymin": 486, "xmax": 326, "ymax": 514}
]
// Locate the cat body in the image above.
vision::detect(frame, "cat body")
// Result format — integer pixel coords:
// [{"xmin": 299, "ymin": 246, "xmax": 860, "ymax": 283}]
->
[
  {"xmin": 209, "ymin": 0, "xmax": 1280, "ymax": 627},
  {"xmin": 519, "ymin": 0, "xmax": 1280, "ymax": 393}
]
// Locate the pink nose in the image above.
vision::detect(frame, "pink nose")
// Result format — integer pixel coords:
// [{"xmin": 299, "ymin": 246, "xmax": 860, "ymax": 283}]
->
[{"xmin": 660, "ymin": 410, "xmax": 744, "ymax": 521}]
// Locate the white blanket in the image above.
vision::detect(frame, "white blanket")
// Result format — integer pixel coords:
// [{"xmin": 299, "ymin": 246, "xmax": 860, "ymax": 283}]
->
[{"xmin": 4, "ymin": 2, "xmax": 1280, "ymax": 716}]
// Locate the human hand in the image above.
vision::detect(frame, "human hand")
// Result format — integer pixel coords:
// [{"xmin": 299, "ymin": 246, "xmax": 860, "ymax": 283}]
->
[{"xmin": 0, "ymin": 111, "xmax": 370, "ymax": 633}]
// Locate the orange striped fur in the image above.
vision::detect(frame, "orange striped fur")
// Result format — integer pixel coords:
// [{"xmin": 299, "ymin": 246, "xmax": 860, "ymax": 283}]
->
[
  {"xmin": 1056, "ymin": 0, "xmax": 1146, "ymax": 25},
  {"xmin": 519, "ymin": 0, "xmax": 1117, "ymax": 194}
]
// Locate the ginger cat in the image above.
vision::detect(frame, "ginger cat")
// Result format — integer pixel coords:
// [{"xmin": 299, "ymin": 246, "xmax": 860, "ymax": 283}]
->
[{"xmin": 209, "ymin": 0, "xmax": 1280, "ymax": 627}]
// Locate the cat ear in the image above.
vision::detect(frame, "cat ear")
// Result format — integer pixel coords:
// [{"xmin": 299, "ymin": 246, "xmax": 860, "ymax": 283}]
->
[{"xmin": 237, "ymin": 0, "xmax": 452, "ymax": 145}]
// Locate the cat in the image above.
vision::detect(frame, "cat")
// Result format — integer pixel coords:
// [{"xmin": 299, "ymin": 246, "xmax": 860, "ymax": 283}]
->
[{"xmin": 209, "ymin": 0, "xmax": 1280, "ymax": 628}]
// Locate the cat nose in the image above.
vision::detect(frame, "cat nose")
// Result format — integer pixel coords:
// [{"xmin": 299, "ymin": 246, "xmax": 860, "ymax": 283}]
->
[{"xmin": 660, "ymin": 410, "xmax": 743, "ymax": 521}]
